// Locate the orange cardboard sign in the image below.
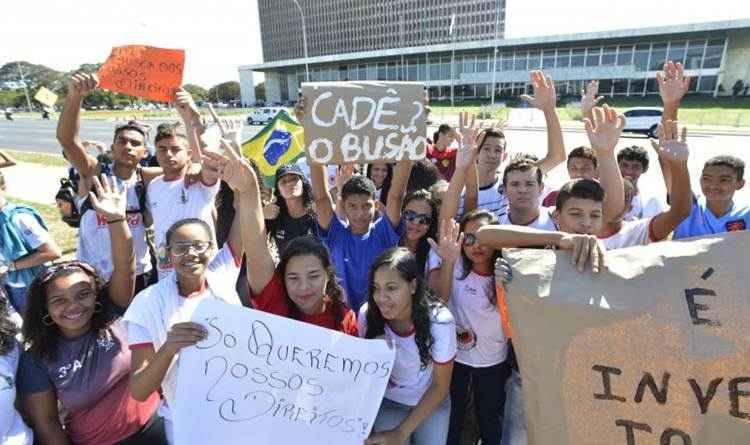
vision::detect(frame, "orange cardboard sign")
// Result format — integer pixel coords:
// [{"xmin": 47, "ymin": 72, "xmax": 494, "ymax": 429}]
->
[{"xmin": 98, "ymin": 45, "xmax": 185, "ymax": 102}]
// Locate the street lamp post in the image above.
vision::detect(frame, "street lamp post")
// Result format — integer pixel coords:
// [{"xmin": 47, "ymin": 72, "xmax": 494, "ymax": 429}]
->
[
  {"xmin": 292, "ymin": 0, "xmax": 310, "ymax": 83},
  {"xmin": 17, "ymin": 63, "xmax": 33, "ymax": 113},
  {"xmin": 449, "ymin": 10, "xmax": 456, "ymax": 107},
  {"xmin": 490, "ymin": 2, "xmax": 501, "ymax": 107}
]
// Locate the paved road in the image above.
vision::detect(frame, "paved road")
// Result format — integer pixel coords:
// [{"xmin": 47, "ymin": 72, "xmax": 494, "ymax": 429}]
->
[
  {"xmin": 0, "ymin": 118, "xmax": 260, "ymax": 154},
  {"xmin": 2, "ymin": 118, "xmax": 748, "ymax": 203}
]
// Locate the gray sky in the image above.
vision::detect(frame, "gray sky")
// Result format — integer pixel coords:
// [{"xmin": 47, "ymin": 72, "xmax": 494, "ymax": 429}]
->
[{"xmin": 1, "ymin": 0, "xmax": 747, "ymax": 88}]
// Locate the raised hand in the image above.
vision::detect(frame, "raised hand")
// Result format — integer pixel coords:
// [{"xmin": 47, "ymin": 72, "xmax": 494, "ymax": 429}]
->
[
  {"xmin": 202, "ymin": 139, "xmax": 255, "ymax": 193},
  {"xmin": 455, "ymin": 112, "xmax": 480, "ymax": 170},
  {"xmin": 69, "ymin": 73, "xmax": 98, "ymax": 97},
  {"xmin": 655, "ymin": 120, "xmax": 689, "ymax": 163},
  {"xmin": 262, "ymin": 196, "xmax": 280, "ymax": 220},
  {"xmin": 584, "ymin": 105, "xmax": 625, "ymax": 154},
  {"xmin": 220, "ymin": 119, "xmax": 244, "ymax": 151},
  {"xmin": 494, "ymin": 257, "xmax": 513, "ymax": 289},
  {"xmin": 520, "ymin": 70, "xmax": 557, "ymax": 111},
  {"xmin": 175, "ymin": 87, "xmax": 201, "ymax": 124},
  {"xmin": 657, "ymin": 61, "xmax": 691, "ymax": 106},
  {"xmin": 89, "ymin": 175, "xmax": 126, "ymax": 222},
  {"xmin": 557, "ymin": 234, "xmax": 605, "ymax": 273},
  {"xmin": 427, "ymin": 218, "xmax": 464, "ymax": 263},
  {"xmin": 581, "ymin": 80, "xmax": 604, "ymax": 115},
  {"xmin": 335, "ymin": 163, "xmax": 356, "ymax": 192}
]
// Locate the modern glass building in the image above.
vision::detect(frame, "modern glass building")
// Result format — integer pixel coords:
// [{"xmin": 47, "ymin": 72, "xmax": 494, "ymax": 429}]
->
[{"xmin": 240, "ymin": 15, "xmax": 750, "ymax": 105}]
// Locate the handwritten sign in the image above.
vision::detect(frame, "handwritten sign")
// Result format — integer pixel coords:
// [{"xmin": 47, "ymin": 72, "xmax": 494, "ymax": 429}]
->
[
  {"xmin": 174, "ymin": 299, "xmax": 394, "ymax": 445},
  {"xmin": 98, "ymin": 45, "xmax": 185, "ymax": 102},
  {"xmin": 504, "ymin": 232, "xmax": 750, "ymax": 445},
  {"xmin": 33, "ymin": 87, "xmax": 58, "ymax": 108},
  {"xmin": 301, "ymin": 81, "xmax": 427, "ymax": 164}
]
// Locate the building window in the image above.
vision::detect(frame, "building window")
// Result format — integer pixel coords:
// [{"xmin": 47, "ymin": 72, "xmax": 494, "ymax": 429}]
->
[
  {"xmin": 502, "ymin": 53, "xmax": 513, "ymax": 71},
  {"xmin": 542, "ymin": 50, "xmax": 555, "ymax": 69},
  {"xmin": 477, "ymin": 54, "xmax": 489, "ymax": 72},
  {"xmin": 377, "ymin": 63, "xmax": 387, "ymax": 81},
  {"xmin": 514, "ymin": 51, "xmax": 528, "ymax": 71},
  {"xmin": 634, "ymin": 44, "xmax": 650, "ymax": 71},
  {"xmin": 571, "ymin": 49, "xmax": 585, "ymax": 67},
  {"xmin": 703, "ymin": 39, "xmax": 724, "ymax": 68},
  {"xmin": 617, "ymin": 45, "xmax": 633, "ymax": 65},
  {"xmin": 698, "ymin": 75, "xmax": 717, "ymax": 92},
  {"xmin": 586, "ymin": 47, "xmax": 601, "ymax": 67},
  {"xmin": 613, "ymin": 78, "xmax": 629, "ymax": 95},
  {"xmin": 601, "ymin": 47, "xmax": 617, "ymax": 66},
  {"xmin": 650, "ymin": 43, "xmax": 668, "ymax": 71},
  {"xmin": 528, "ymin": 51, "xmax": 541, "ymax": 70},
  {"xmin": 464, "ymin": 55, "xmax": 476, "ymax": 73},
  {"xmin": 556, "ymin": 49, "xmax": 571, "ymax": 68},
  {"xmin": 685, "ymin": 40, "xmax": 705, "ymax": 70},
  {"xmin": 667, "ymin": 41, "xmax": 687, "ymax": 64},
  {"xmin": 629, "ymin": 78, "xmax": 646, "ymax": 96}
]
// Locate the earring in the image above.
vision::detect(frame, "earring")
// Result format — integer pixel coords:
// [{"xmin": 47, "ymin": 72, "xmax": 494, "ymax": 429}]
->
[{"xmin": 42, "ymin": 314, "xmax": 55, "ymax": 326}]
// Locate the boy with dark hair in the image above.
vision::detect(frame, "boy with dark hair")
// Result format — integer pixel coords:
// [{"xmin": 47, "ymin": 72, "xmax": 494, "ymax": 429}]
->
[
  {"xmin": 295, "ymin": 99, "xmax": 413, "ymax": 312},
  {"xmin": 462, "ymin": 71, "xmax": 566, "ymax": 219},
  {"xmin": 617, "ymin": 144, "xmax": 668, "ymax": 221},
  {"xmin": 673, "ymin": 154, "xmax": 748, "ymax": 238},
  {"xmin": 499, "ymin": 158, "xmax": 556, "ymax": 230},
  {"xmin": 541, "ymin": 146, "xmax": 598, "ymax": 207}
]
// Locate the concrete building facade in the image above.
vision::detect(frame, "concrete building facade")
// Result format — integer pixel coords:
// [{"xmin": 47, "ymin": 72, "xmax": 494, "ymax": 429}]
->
[{"xmin": 240, "ymin": 14, "xmax": 750, "ymax": 106}]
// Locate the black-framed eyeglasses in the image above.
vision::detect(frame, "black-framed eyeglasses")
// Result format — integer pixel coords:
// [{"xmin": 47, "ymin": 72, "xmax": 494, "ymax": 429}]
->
[
  {"xmin": 463, "ymin": 233, "xmax": 478, "ymax": 247},
  {"xmin": 403, "ymin": 209, "xmax": 433, "ymax": 226},
  {"xmin": 168, "ymin": 241, "xmax": 213, "ymax": 257}
]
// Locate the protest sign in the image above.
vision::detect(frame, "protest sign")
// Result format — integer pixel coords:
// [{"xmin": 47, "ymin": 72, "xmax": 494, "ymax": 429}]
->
[
  {"xmin": 174, "ymin": 299, "xmax": 395, "ymax": 445},
  {"xmin": 301, "ymin": 81, "xmax": 427, "ymax": 164},
  {"xmin": 33, "ymin": 87, "xmax": 58, "ymax": 108},
  {"xmin": 98, "ymin": 45, "xmax": 185, "ymax": 102},
  {"xmin": 504, "ymin": 232, "xmax": 750, "ymax": 445}
]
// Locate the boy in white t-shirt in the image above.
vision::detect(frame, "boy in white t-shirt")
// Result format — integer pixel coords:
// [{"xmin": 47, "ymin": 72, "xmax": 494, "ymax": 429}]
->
[
  {"xmin": 147, "ymin": 123, "xmax": 221, "ymax": 279},
  {"xmin": 598, "ymin": 121, "xmax": 692, "ymax": 250},
  {"xmin": 498, "ymin": 157, "xmax": 557, "ymax": 231}
]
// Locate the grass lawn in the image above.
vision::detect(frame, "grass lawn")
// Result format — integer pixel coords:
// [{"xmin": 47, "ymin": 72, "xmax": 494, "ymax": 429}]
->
[
  {"xmin": 13, "ymin": 198, "xmax": 77, "ymax": 256},
  {"xmin": 4, "ymin": 150, "xmax": 67, "ymax": 167}
]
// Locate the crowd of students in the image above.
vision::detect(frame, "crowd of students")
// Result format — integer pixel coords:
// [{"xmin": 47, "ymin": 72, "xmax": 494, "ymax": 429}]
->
[{"xmin": 1, "ymin": 60, "xmax": 748, "ymax": 445}]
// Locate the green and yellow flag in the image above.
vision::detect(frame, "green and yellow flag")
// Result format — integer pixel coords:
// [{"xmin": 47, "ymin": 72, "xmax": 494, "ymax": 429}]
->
[{"xmin": 242, "ymin": 110, "xmax": 305, "ymax": 187}]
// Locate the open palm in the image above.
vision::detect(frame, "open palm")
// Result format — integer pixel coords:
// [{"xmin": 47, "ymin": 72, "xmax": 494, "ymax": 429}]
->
[{"xmin": 89, "ymin": 175, "xmax": 127, "ymax": 221}]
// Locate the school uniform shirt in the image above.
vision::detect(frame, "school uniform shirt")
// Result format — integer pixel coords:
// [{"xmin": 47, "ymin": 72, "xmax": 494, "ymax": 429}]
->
[
  {"xmin": 250, "ymin": 272, "xmax": 359, "ymax": 336},
  {"xmin": 599, "ymin": 218, "xmax": 658, "ymax": 250},
  {"xmin": 673, "ymin": 195, "xmax": 750, "ymax": 240},
  {"xmin": 498, "ymin": 207, "xmax": 557, "ymax": 231},
  {"xmin": 426, "ymin": 144, "xmax": 458, "ymax": 180},
  {"xmin": 1, "ymin": 343, "xmax": 33, "ymax": 445},
  {"xmin": 623, "ymin": 190, "xmax": 668, "ymax": 221},
  {"xmin": 357, "ymin": 303, "xmax": 457, "ymax": 407},
  {"xmin": 18, "ymin": 308, "xmax": 160, "ymax": 445},
  {"xmin": 2, "ymin": 211, "xmax": 49, "ymax": 289},
  {"xmin": 147, "ymin": 175, "xmax": 220, "ymax": 279},
  {"xmin": 77, "ymin": 174, "xmax": 151, "ymax": 281},
  {"xmin": 123, "ymin": 244, "xmax": 241, "ymax": 424},
  {"xmin": 458, "ymin": 176, "xmax": 508, "ymax": 219},
  {"xmin": 449, "ymin": 261, "xmax": 507, "ymax": 367},
  {"xmin": 319, "ymin": 216, "xmax": 402, "ymax": 312}
]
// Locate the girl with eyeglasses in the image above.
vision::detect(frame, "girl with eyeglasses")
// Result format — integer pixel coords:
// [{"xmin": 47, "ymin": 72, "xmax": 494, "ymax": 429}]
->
[
  {"xmin": 361, "ymin": 247, "xmax": 456, "ymax": 445},
  {"xmin": 245, "ymin": 164, "xmax": 358, "ymax": 335},
  {"xmin": 122, "ymin": 142, "xmax": 255, "ymax": 444},
  {"xmin": 17, "ymin": 176, "xmax": 166, "ymax": 445},
  {"xmin": 429, "ymin": 113, "xmax": 510, "ymax": 445},
  {"xmin": 399, "ymin": 190, "xmax": 439, "ymax": 276}
]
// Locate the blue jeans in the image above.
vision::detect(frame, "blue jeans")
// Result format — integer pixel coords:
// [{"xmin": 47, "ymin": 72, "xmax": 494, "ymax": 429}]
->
[
  {"xmin": 5, "ymin": 285, "xmax": 28, "ymax": 316},
  {"xmin": 501, "ymin": 370, "xmax": 528, "ymax": 445},
  {"xmin": 372, "ymin": 396, "xmax": 451, "ymax": 445}
]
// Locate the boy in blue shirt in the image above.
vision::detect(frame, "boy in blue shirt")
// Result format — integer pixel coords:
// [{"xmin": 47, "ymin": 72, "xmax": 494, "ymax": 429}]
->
[{"xmin": 673, "ymin": 155, "xmax": 748, "ymax": 239}]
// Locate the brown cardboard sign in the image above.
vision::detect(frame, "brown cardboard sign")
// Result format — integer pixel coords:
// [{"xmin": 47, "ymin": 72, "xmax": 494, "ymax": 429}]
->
[
  {"xmin": 301, "ymin": 81, "xmax": 427, "ymax": 164},
  {"xmin": 504, "ymin": 232, "xmax": 750, "ymax": 445}
]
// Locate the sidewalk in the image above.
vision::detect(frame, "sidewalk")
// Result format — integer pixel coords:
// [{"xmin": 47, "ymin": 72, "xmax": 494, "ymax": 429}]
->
[{"xmin": 3, "ymin": 162, "xmax": 67, "ymax": 205}]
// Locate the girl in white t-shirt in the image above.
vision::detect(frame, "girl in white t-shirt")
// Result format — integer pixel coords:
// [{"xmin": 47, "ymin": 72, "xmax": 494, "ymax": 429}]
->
[
  {"xmin": 124, "ymin": 143, "xmax": 255, "ymax": 444},
  {"xmin": 430, "ymin": 209, "xmax": 510, "ymax": 445},
  {"xmin": 361, "ymin": 247, "xmax": 456, "ymax": 445},
  {"xmin": 1, "ymin": 295, "xmax": 32, "ymax": 445}
]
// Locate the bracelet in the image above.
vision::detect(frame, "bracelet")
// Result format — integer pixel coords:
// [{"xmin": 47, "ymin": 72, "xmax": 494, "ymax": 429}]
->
[{"xmin": 107, "ymin": 218, "xmax": 126, "ymax": 225}]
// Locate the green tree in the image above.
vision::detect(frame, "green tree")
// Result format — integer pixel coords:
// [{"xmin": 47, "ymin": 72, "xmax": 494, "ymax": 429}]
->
[
  {"xmin": 254, "ymin": 82, "xmax": 266, "ymax": 102},
  {"xmin": 183, "ymin": 84, "xmax": 209, "ymax": 102},
  {"xmin": 208, "ymin": 81, "xmax": 240, "ymax": 103}
]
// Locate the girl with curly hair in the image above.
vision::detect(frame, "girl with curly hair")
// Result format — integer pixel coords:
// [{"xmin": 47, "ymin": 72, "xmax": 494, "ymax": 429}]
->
[
  {"xmin": 399, "ymin": 190, "xmax": 439, "ymax": 276},
  {"xmin": 17, "ymin": 176, "xmax": 164, "ymax": 445},
  {"xmin": 361, "ymin": 247, "xmax": 456, "ymax": 445},
  {"xmin": 263, "ymin": 163, "xmax": 317, "ymax": 255},
  {"xmin": 245, "ymin": 164, "xmax": 358, "ymax": 335}
]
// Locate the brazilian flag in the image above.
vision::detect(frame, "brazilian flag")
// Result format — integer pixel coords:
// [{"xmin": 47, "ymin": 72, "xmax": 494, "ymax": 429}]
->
[{"xmin": 242, "ymin": 110, "xmax": 305, "ymax": 187}]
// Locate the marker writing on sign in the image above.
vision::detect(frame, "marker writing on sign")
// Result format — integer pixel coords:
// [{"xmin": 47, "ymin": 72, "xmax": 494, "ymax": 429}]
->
[{"xmin": 683, "ymin": 267, "xmax": 721, "ymax": 326}]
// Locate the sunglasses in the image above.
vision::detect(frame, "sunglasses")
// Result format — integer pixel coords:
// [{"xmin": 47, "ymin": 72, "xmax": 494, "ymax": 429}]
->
[
  {"xmin": 403, "ymin": 209, "xmax": 433, "ymax": 226},
  {"xmin": 462, "ymin": 233, "xmax": 478, "ymax": 247},
  {"xmin": 168, "ymin": 241, "xmax": 213, "ymax": 257}
]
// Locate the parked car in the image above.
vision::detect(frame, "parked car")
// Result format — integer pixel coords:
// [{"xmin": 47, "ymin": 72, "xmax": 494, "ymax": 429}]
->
[
  {"xmin": 622, "ymin": 107, "xmax": 663, "ymax": 138},
  {"xmin": 246, "ymin": 107, "xmax": 285, "ymax": 125}
]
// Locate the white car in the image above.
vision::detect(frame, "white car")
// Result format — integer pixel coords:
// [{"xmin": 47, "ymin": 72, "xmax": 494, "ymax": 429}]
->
[
  {"xmin": 622, "ymin": 107, "xmax": 663, "ymax": 138},
  {"xmin": 246, "ymin": 107, "xmax": 285, "ymax": 125}
]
